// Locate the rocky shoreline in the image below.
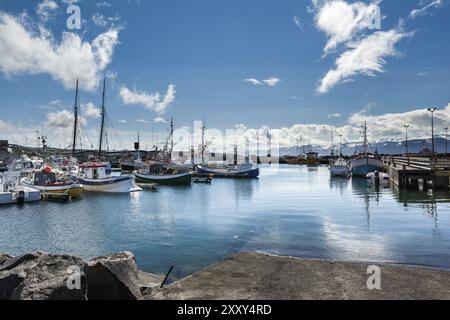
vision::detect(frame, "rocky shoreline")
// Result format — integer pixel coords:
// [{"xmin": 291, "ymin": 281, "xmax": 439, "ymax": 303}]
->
[
  {"xmin": 2, "ymin": 251, "xmax": 450, "ymax": 300},
  {"xmin": 0, "ymin": 251, "xmax": 163, "ymax": 300}
]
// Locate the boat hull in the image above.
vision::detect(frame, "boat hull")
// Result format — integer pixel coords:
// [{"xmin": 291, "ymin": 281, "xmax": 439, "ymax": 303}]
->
[
  {"xmin": 0, "ymin": 188, "xmax": 41, "ymax": 205},
  {"xmin": 197, "ymin": 166, "xmax": 259, "ymax": 178},
  {"xmin": 80, "ymin": 175, "xmax": 142, "ymax": 193},
  {"xmin": 134, "ymin": 172, "xmax": 192, "ymax": 185},
  {"xmin": 20, "ymin": 179, "xmax": 84, "ymax": 198},
  {"xmin": 350, "ymin": 158, "xmax": 383, "ymax": 177},
  {"xmin": 330, "ymin": 167, "xmax": 350, "ymax": 177}
]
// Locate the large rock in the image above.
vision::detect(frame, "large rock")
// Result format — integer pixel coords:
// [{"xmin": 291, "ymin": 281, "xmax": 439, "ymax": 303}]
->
[
  {"xmin": 86, "ymin": 252, "xmax": 142, "ymax": 300},
  {"xmin": 0, "ymin": 252, "xmax": 87, "ymax": 300},
  {"xmin": 0, "ymin": 253, "xmax": 13, "ymax": 266}
]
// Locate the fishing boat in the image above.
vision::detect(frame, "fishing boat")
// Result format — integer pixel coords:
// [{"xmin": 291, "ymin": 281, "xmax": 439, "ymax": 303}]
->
[
  {"xmin": 134, "ymin": 163, "xmax": 192, "ymax": 185},
  {"xmin": 121, "ymin": 134, "xmax": 145, "ymax": 172},
  {"xmin": 20, "ymin": 168, "xmax": 84, "ymax": 198},
  {"xmin": 78, "ymin": 163, "xmax": 142, "ymax": 193},
  {"xmin": 7, "ymin": 155, "xmax": 43, "ymax": 179},
  {"xmin": 329, "ymin": 158, "xmax": 350, "ymax": 177},
  {"xmin": 350, "ymin": 122, "xmax": 383, "ymax": 177},
  {"xmin": 0, "ymin": 173, "xmax": 41, "ymax": 205},
  {"xmin": 197, "ymin": 163, "xmax": 260, "ymax": 178}
]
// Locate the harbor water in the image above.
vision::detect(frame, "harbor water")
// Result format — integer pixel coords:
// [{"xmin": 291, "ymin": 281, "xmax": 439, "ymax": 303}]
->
[{"xmin": 1, "ymin": 165, "xmax": 450, "ymax": 279}]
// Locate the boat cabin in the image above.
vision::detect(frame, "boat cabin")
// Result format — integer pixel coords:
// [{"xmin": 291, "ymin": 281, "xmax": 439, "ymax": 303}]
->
[
  {"xmin": 33, "ymin": 172, "xmax": 58, "ymax": 186},
  {"xmin": 80, "ymin": 163, "xmax": 110, "ymax": 180}
]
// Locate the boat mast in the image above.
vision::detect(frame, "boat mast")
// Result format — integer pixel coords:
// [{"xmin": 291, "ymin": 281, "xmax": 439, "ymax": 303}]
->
[
  {"xmin": 170, "ymin": 117, "xmax": 174, "ymax": 153},
  {"xmin": 201, "ymin": 115, "xmax": 206, "ymax": 165},
  {"xmin": 72, "ymin": 79, "xmax": 79, "ymax": 157},
  {"xmin": 98, "ymin": 79, "xmax": 106, "ymax": 157}
]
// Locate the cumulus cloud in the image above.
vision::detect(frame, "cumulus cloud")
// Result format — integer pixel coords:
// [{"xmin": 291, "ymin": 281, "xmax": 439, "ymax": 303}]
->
[
  {"xmin": 410, "ymin": 0, "xmax": 444, "ymax": 19},
  {"xmin": 0, "ymin": 12, "xmax": 120, "ymax": 91},
  {"xmin": 317, "ymin": 29, "xmax": 408, "ymax": 94},
  {"xmin": 119, "ymin": 84, "xmax": 176, "ymax": 114},
  {"xmin": 82, "ymin": 102, "xmax": 101, "ymax": 119}
]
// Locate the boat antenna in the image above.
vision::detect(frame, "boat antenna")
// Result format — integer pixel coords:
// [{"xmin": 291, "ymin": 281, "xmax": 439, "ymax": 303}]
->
[
  {"xmin": 98, "ymin": 78, "xmax": 106, "ymax": 157},
  {"xmin": 72, "ymin": 78, "xmax": 79, "ymax": 157}
]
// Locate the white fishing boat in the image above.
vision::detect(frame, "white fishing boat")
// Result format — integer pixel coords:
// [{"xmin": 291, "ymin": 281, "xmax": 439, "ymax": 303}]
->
[
  {"xmin": 367, "ymin": 171, "xmax": 390, "ymax": 187},
  {"xmin": 329, "ymin": 158, "xmax": 350, "ymax": 177},
  {"xmin": 7, "ymin": 155, "xmax": 43, "ymax": 179},
  {"xmin": 79, "ymin": 163, "xmax": 142, "ymax": 193},
  {"xmin": 0, "ymin": 173, "xmax": 41, "ymax": 205}
]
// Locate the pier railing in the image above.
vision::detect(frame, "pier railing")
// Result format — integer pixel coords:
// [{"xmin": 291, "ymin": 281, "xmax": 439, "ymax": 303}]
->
[{"xmin": 382, "ymin": 156, "xmax": 450, "ymax": 171}]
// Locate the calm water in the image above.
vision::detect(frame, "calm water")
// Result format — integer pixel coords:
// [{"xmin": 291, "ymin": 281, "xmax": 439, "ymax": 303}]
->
[{"xmin": 1, "ymin": 165, "xmax": 450, "ymax": 278}]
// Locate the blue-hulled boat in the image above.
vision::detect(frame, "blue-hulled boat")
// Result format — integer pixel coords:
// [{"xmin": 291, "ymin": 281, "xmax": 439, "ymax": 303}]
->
[{"xmin": 350, "ymin": 121, "xmax": 383, "ymax": 177}]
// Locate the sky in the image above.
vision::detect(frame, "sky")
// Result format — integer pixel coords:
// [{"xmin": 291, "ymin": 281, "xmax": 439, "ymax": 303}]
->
[{"xmin": 0, "ymin": 0, "xmax": 449, "ymax": 151}]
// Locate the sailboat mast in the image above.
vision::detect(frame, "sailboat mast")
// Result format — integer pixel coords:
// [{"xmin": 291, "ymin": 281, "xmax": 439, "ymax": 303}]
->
[
  {"xmin": 170, "ymin": 117, "xmax": 174, "ymax": 153},
  {"xmin": 98, "ymin": 79, "xmax": 106, "ymax": 157},
  {"xmin": 201, "ymin": 115, "xmax": 206, "ymax": 165},
  {"xmin": 72, "ymin": 79, "xmax": 79, "ymax": 157}
]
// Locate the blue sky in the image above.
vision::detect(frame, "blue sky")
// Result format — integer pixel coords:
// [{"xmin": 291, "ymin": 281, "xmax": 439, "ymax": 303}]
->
[{"xmin": 0, "ymin": 0, "xmax": 449, "ymax": 149}]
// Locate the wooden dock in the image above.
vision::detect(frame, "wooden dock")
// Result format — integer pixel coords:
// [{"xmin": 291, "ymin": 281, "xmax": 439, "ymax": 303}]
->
[{"xmin": 382, "ymin": 156, "xmax": 450, "ymax": 190}]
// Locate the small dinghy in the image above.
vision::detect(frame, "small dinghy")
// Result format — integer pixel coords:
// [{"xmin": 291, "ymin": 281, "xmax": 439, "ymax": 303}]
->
[{"xmin": 367, "ymin": 171, "xmax": 390, "ymax": 187}]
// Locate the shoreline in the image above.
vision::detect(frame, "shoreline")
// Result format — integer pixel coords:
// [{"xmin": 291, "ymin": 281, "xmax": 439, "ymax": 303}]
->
[{"xmin": 2, "ymin": 251, "xmax": 450, "ymax": 300}]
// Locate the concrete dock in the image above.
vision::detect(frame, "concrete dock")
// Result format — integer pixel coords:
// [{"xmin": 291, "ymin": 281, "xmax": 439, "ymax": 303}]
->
[{"xmin": 144, "ymin": 252, "xmax": 450, "ymax": 300}]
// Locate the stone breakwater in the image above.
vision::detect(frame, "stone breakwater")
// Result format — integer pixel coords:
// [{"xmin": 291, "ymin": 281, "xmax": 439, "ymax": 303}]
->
[
  {"xmin": 0, "ymin": 251, "xmax": 163, "ymax": 300},
  {"xmin": 2, "ymin": 251, "xmax": 450, "ymax": 300}
]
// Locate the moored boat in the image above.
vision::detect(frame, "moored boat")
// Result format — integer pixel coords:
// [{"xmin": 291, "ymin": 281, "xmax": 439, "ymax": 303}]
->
[
  {"xmin": 20, "ymin": 168, "xmax": 84, "ymax": 198},
  {"xmin": 79, "ymin": 163, "xmax": 142, "ymax": 193},
  {"xmin": 367, "ymin": 171, "xmax": 390, "ymax": 187},
  {"xmin": 1, "ymin": 173, "xmax": 41, "ymax": 205},
  {"xmin": 197, "ymin": 164, "xmax": 259, "ymax": 178},
  {"xmin": 350, "ymin": 122, "xmax": 383, "ymax": 177},
  {"xmin": 330, "ymin": 158, "xmax": 350, "ymax": 177},
  {"xmin": 134, "ymin": 163, "xmax": 192, "ymax": 185}
]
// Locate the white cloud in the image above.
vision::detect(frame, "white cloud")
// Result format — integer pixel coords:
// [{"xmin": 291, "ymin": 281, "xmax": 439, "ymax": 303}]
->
[
  {"xmin": 410, "ymin": 0, "xmax": 444, "ymax": 19},
  {"xmin": 312, "ymin": 0, "xmax": 382, "ymax": 55},
  {"xmin": 263, "ymin": 77, "xmax": 282, "ymax": 87},
  {"xmin": 293, "ymin": 16, "xmax": 304, "ymax": 31},
  {"xmin": 328, "ymin": 113, "xmax": 342, "ymax": 118},
  {"xmin": 118, "ymin": 120, "xmax": 128, "ymax": 123},
  {"xmin": 45, "ymin": 110, "xmax": 77, "ymax": 128},
  {"xmin": 154, "ymin": 117, "xmax": 167, "ymax": 124},
  {"xmin": 244, "ymin": 78, "xmax": 263, "ymax": 86},
  {"xmin": 119, "ymin": 84, "xmax": 176, "ymax": 114},
  {"xmin": 136, "ymin": 119, "xmax": 149, "ymax": 124},
  {"xmin": 0, "ymin": 12, "xmax": 119, "ymax": 91},
  {"xmin": 317, "ymin": 29, "xmax": 408, "ymax": 94},
  {"xmin": 92, "ymin": 13, "xmax": 108, "ymax": 27},
  {"xmin": 244, "ymin": 77, "xmax": 282, "ymax": 87},
  {"xmin": 37, "ymin": 0, "xmax": 59, "ymax": 21},
  {"xmin": 82, "ymin": 102, "xmax": 101, "ymax": 119}
]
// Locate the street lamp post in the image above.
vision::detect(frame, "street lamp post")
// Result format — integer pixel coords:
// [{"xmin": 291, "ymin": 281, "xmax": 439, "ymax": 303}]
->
[
  {"xmin": 404, "ymin": 124, "xmax": 410, "ymax": 155},
  {"xmin": 427, "ymin": 108, "xmax": 437, "ymax": 158}
]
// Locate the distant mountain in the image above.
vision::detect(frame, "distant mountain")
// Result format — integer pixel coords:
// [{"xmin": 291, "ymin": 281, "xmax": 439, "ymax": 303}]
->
[{"xmin": 279, "ymin": 138, "xmax": 449, "ymax": 156}]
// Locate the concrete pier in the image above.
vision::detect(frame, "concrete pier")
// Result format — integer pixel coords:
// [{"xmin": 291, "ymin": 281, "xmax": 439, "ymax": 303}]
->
[
  {"xmin": 383, "ymin": 156, "xmax": 450, "ymax": 190},
  {"xmin": 144, "ymin": 252, "xmax": 450, "ymax": 300}
]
